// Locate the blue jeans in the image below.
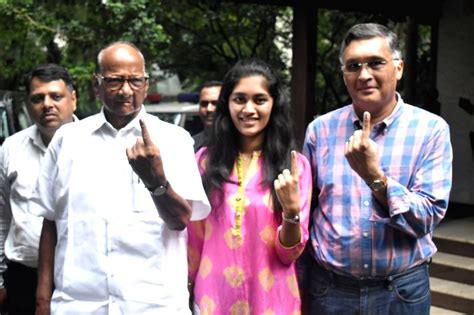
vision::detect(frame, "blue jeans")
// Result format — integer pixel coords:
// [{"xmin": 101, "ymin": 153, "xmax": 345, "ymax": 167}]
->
[{"xmin": 307, "ymin": 261, "xmax": 431, "ymax": 315}]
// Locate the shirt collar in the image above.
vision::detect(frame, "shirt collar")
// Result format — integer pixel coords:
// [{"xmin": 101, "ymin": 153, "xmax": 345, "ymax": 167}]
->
[
  {"xmin": 351, "ymin": 92, "xmax": 405, "ymax": 135},
  {"xmin": 381, "ymin": 92, "xmax": 404, "ymax": 128},
  {"xmin": 92, "ymin": 105, "xmax": 146, "ymax": 136},
  {"xmin": 25, "ymin": 125, "xmax": 47, "ymax": 152}
]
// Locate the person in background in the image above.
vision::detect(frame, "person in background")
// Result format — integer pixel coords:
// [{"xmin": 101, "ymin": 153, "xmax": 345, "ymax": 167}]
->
[
  {"xmin": 193, "ymin": 80, "xmax": 222, "ymax": 152},
  {"xmin": 0, "ymin": 151, "xmax": 6, "ymax": 315},
  {"xmin": 188, "ymin": 58, "xmax": 312, "ymax": 314},
  {"xmin": 0, "ymin": 63, "xmax": 77, "ymax": 314},
  {"xmin": 32, "ymin": 41, "xmax": 210, "ymax": 315},
  {"xmin": 302, "ymin": 23, "xmax": 453, "ymax": 314}
]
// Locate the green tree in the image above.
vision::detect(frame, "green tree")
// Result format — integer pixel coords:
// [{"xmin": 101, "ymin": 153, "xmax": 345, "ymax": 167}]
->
[
  {"xmin": 0, "ymin": 2, "xmax": 435, "ymax": 119},
  {"xmin": 155, "ymin": 0, "xmax": 289, "ymax": 89},
  {"xmin": 0, "ymin": 1, "xmax": 171, "ymax": 117},
  {"xmin": 1, "ymin": 1, "xmax": 289, "ymax": 117}
]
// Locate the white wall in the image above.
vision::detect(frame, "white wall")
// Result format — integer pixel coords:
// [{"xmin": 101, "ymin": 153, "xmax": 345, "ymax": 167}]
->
[{"xmin": 438, "ymin": 0, "xmax": 474, "ymax": 205}]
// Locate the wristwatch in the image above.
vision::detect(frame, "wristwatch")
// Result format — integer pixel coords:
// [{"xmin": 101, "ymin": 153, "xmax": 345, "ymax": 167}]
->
[
  {"xmin": 282, "ymin": 212, "xmax": 300, "ymax": 224},
  {"xmin": 148, "ymin": 180, "xmax": 170, "ymax": 196},
  {"xmin": 368, "ymin": 176, "xmax": 387, "ymax": 192}
]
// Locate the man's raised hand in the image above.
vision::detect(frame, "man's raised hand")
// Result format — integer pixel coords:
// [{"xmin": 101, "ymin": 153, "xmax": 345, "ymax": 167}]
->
[
  {"xmin": 345, "ymin": 111, "xmax": 383, "ymax": 184},
  {"xmin": 126, "ymin": 119, "xmax": 166, "ymax": 189}
]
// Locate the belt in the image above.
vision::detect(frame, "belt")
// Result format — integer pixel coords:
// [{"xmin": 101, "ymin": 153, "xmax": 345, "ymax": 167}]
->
[{"xmin": 317, "ymin": 260, "xmax": 428, "ymax": 290}]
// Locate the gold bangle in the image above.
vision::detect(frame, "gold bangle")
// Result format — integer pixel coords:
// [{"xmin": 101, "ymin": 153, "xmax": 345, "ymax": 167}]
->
[{"xmin": 282, "ymin": 212, "xmax": 300, "ymax": 224}]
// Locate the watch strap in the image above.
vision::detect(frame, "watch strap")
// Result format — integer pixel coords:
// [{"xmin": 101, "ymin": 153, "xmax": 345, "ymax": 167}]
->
[{"xmin": 147, "ymin": 180, "xmax": 169, "ymax": 193}]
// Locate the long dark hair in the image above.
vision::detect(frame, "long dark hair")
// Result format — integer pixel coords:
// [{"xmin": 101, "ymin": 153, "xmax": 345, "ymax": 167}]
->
[{"xmin": 201, "ymin": 58, "xmax": 295, "ymax": 218}]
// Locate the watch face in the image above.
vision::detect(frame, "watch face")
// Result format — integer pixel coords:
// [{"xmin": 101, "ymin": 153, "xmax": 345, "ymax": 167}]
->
[
  {"xmin": 152, "ymin": 185, "xmax": 167, "ymax": 196},
  {"xmin": 149, "ymin": 180, "xmax": 169, "ymax": 196},
  {"xmin": 371, "ymin": 179, "xmax": 385, "ymax": 191}
]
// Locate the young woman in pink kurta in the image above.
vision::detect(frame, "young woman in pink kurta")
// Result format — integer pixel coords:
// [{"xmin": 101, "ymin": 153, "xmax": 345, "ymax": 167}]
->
[{"xmin": 188, "ymin": 59, "xmax": 312, "ymax": 315}]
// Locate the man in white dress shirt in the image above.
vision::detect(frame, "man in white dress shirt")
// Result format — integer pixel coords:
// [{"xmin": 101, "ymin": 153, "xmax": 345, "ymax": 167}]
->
[
  {"xmin": 0, "ymin": 64, "xmax": 77, "ymax": 314},
  {"xmin": 33, "ymin": 42, "xmax": 210, "ymax": 315}
]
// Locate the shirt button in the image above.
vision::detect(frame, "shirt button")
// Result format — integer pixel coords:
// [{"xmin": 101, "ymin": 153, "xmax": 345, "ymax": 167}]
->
[
  {"xmin": 363, "ymin": 232, "xmax": 369, "ymax": 238},
  {"xmin": 363, "ymin": 200, "xmax": 369, "ymax": 206},
  {"xmin": 363, "ymin": 264, "xmax": 369, "ymax": 269}
]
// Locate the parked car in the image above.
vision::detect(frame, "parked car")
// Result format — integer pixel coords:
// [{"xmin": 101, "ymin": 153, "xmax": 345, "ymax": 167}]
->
[{"xmin": 145, "ymin": 102, "xmax": 203, "ymax": 136}]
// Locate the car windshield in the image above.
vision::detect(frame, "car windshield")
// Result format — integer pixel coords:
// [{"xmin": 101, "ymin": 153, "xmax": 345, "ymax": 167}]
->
[
  {"xmin": 157, "ymin": 112, "xmax": 183, "ymax": 125},
  {"xmin": 145, "ymin": 102, "xmax": 202, "ymax": 135}
]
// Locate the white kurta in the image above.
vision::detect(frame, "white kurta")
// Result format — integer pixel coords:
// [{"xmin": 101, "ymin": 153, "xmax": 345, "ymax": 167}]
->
[{"xmin": 30, "ymin": 107, "xmax": 210, "ymax": 314}]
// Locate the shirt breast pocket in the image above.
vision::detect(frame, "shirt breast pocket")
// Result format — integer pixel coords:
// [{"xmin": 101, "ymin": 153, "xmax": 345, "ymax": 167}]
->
[{"xmin": 10, "ymin": 172, "xmax": 35, "ymax": 201}]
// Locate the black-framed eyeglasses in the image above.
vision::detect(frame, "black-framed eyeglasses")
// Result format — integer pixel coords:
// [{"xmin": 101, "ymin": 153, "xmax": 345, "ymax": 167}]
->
[
  {"xmin": 199, "ymin": 100, "xmax": 218, "ymax": 107},
  {"xmin": 95, "ymin": 74, "xmax": 149, "ymax": 91},
  {"xmin": 341, "ymin": 58, "xmax": 400, "ymax": 74}
]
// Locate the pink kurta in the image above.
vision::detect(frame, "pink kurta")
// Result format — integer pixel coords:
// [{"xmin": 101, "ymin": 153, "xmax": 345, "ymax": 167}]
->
[{"xmin": 188, "ymin": 148, "xmax": 312, "ymax": 315}]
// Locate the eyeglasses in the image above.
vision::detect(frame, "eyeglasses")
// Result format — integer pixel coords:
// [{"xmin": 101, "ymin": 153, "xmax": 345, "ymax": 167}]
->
[
  {"xmin": 95, "ymin": 74, "xmax": 149, "ymax": 91},
  {"xmin": 199, "ymin": 100, "xmax": 218, "ymax": 107},
  {"xmin": 341, "ymin": 58, "xmax": 400, "ymax": 74}
]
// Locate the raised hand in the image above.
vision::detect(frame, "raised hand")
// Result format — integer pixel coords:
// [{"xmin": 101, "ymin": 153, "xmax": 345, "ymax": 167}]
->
[
  {"xmin": 274, "ymin": 150, "xmax": 301, "ymax": 217},
  {"xmin": 126, "ymin": 119, "xmax": 166, "ymax": 189},
  {"xmin": 344, "ymin": 111, "xmax": 383, "ymax": 184}
]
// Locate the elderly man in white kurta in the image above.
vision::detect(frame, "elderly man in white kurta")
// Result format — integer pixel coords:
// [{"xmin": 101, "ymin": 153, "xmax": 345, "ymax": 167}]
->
[{"xmin": 31, "ymin": 42, "xmax": 210, "ymax": 315}]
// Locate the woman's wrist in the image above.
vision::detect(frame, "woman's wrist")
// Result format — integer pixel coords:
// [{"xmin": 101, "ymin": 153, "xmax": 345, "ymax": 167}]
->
[{"xmin": 282, "ymin": 212, "xmax": 300, "ymax": 224}]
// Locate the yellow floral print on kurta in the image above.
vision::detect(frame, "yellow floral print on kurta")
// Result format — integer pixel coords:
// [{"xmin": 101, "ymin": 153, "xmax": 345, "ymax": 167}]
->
[
  {"xmin": 223, "ymin": 265, "xmax": 245, "ymax": 288},
  {"xmin": 230, "ymin": 300, "xmax": 251, "ymax": 315},
  {"xmin": 287, "ymin": 273, "xmax": 300, "ymax": 298},
  {"xmin": 224, "ymin": 228, "xmax": 244, "ymax": 249},
  {"xmin": 258, "ymin": 267, "xmax": 275, "ymax": 291},
  {"xmin": 198, "ymin": 255, "xmax": 213, "ymax": 279},
  {"xmin": 203, "ymin": 219, "xmax": 213, "ymax": 241},
  {"xmin": 199, "ymin": 295, "xmax": 216, "ymax": 315},
  {"xmin": 260, "ymin": 225, "xmax": 275, "ymax": 248}
]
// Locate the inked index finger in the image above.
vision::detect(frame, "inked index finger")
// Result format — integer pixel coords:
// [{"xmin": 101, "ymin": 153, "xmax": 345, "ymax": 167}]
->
[
  {"xmin": 290, "ymin": 150, "xmax": 299, "ymax": 177},
  {"xmin": 139, "ymin": 119, "xmax": 153, "ymax": 146},
  {"xmin": 362, "ymin": 111, "xmax": 371, "ymax": 140}
]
